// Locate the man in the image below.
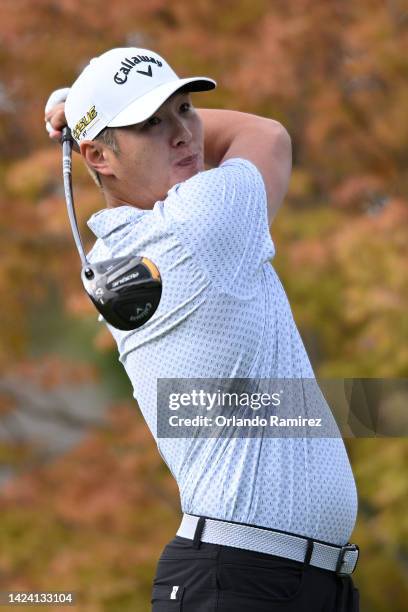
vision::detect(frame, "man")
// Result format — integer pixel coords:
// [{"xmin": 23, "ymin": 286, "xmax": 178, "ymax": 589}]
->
[{"xmin": 45, "ymin": 47, "xmax": 360, "ymax": 611}]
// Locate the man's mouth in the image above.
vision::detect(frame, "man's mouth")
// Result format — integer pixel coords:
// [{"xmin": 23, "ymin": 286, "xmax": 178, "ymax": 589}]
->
[{"xmin": 175, "ymin": 153, "xmax": 198, "ymax": 167}]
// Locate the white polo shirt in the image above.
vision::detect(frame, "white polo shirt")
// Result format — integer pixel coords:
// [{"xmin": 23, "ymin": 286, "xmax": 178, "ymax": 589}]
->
[{"xmin": 86, "ymin": 158, "xmax": 358, "ymax": 546}]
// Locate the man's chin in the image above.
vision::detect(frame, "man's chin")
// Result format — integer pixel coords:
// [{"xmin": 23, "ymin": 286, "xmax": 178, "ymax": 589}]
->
[{"xmin": 172, "ymin": 166, "xmax": 200, "ymax": 184}]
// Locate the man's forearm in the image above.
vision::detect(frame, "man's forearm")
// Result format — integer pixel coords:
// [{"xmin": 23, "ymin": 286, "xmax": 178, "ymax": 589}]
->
[{"xmin": 196, "ymin": 108, "xmax": 284, "ymax": 168}]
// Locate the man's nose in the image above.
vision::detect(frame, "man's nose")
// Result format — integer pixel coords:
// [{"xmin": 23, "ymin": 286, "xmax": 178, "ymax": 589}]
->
[{"xmin": 171, "ymin": 119, "xmax": 192, "ymax": 147}]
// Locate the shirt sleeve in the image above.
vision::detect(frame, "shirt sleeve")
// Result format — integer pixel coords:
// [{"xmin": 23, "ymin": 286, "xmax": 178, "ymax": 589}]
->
[{"xmin": 162, "ymin": 157, "xmax": 275, "ymax": 297}]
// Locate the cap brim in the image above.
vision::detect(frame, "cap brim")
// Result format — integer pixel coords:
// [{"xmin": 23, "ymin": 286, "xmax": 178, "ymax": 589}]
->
[{"xmin": 107, "ymin": 77, "xmax": 216, "ymax": 128}]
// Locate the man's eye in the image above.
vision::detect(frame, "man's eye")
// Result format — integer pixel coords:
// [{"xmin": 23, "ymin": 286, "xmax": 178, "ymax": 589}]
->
[
  {"xmin": 145, "ymin": 116, "xmax": 161, "ymax": 127},
  {"xmin": 180, "ymin": 103, "xmax": 191, "ymax": 113}
]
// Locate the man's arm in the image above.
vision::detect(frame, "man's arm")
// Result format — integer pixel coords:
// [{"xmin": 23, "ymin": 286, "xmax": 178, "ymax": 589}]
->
[
  {"xmin": 197, "ymin": 108, "xmax": 292, "ymax": 224},
  {"xmin": 44, "ymin": 93, "xmax": 291, "ymax": 224}
]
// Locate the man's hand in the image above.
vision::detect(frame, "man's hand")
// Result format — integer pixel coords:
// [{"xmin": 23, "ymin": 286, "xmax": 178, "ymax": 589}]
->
[{"xmin": 44, "ymin": 87, "xmax": 70, "ymax": 141}]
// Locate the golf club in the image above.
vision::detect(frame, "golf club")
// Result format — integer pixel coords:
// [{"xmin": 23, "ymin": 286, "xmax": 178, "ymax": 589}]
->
[{"xmin": 61, "ymin": 126, "xmax": 162, "ymax": 331}]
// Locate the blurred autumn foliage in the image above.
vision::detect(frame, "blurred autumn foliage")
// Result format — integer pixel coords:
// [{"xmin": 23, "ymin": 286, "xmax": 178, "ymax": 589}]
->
[{"xmin": 0, "ymin": 0, "xmax": 407, "ymax": 610}]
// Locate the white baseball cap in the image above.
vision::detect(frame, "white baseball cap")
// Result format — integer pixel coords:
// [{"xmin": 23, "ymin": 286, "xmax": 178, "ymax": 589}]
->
[{"xmin": 65, "ymin": 47, "xmax": 216, "ymax": 143}]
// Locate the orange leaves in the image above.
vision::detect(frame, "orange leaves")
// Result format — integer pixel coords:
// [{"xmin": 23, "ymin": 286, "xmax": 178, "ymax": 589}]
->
[
  {"xmin": 2, "ymin": 401, "xmax": 178, "ymax": 535},
  {"xmin": 65, "ymin": 290, "xmax": 93, "ymax": 317},
  {"xmin": 7, "ymin": 354, "xmax": 97, "ymax": 388},
  {"xmin": 0, "ymin": 4, "xmax": 405, "ymax": 609},
  {"xmin": 273, "ymin": 190, "xmax": 408, "ymax": 377},
  {"xmin": 0, "ymin": 402, "xmax": 179, "ymax": 607},
  {"xmin": 287, "ymin": 169, "xmax": 316, "ymax": 200},
  {"xmin": 331, "ymin": 174, "xmax": 386, "ymax": 210},
  {"xmin": 4, "ymin": 149, "xmax": 61, "ymax": 201},
  {"xmin": 0, "ymin": 392, "xmax": 16, "ymax": 416},
  {"xmin": 289, "ymin": 239, "xmax": 327, "ymax": 271},
  {"xmin": 93, "ymin": 327, "xmax": 116, "ymax": 352},
  {"xmin": 0, "ymin": 0, "xmax": 405, "ymax": 373},
  {"xmin": 226, "ymin": 14, "xmax": 300, "ymax": 102}
]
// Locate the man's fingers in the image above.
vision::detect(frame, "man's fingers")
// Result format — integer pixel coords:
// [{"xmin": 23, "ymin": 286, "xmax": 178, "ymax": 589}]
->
[
  {"xmin": 44, "ymin": 104, "xmax": 66, "ymax": 123},
  {"xmin": 45, "ymin": 121, "xmax": 60, "ymax": 137},
  {"xmin": 49, "ymin": 129, "xmax": 63, "ymax": 139},
  {"xmin": 44, "ymin": 105, "xmax": 68, "ymax": 139},
  {"xmin": 44, "ymin": 88, "xmax": 70, "ymax": 140},
  {"xmin": 44, "ymin": 87, "xmax": 70, "ymax": 114}
]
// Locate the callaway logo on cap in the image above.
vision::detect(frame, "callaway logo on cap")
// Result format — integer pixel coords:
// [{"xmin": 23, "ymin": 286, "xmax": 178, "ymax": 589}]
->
[{"xmin": 65, "ymin": 47, "xmax": 216, "ymax": 143}]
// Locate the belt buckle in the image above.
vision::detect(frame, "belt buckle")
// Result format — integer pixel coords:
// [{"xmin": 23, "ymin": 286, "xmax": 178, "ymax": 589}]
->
[{"xmin": 335, "ymin": 543, "xmax": 360, "ymax": 577}]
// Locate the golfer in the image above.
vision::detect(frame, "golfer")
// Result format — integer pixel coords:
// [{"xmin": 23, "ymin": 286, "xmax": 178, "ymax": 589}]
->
[{"xmin": 45, "ymin": 47, "xmax": 360, "ymax": 611}]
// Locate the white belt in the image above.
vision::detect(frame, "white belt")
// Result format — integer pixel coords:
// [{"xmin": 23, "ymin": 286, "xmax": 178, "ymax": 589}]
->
[{"xmin": 177, "ymin": 513, "xmax": 359, "ymax": 576}]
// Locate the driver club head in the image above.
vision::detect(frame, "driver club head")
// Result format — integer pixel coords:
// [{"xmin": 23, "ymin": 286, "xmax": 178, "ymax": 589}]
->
[{"xmin": 81, "ymin": 255, "xmax": 162, "ymax": 330}]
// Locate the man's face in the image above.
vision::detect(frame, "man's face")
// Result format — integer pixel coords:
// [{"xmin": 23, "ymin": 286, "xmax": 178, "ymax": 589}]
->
[{"xmin": 104, "ymin": 91, "xmax": 204, "ymax": 209}]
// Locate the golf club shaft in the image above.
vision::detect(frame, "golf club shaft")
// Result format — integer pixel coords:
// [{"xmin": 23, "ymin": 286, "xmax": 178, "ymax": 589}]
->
[{"xmin": 61, "ymin": 127, "xmax": 88, "ymax": 266}]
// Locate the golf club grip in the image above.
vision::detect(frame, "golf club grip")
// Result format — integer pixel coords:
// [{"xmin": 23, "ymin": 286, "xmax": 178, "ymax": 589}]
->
[{"xmin": 61, "ymin": 130, "xmax": 88, "ymax": 265}]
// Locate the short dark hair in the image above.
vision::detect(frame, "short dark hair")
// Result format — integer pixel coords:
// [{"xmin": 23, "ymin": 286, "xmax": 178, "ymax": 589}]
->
[{"xmin": 87, "ymin": 127, "xmax": 120, "ymax": 188}]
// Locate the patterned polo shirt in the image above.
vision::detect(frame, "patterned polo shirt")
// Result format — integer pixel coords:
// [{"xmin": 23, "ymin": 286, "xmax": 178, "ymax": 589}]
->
[{"xmin": 86, "ymin": 158, "xmax": 358, "ymax": 545}]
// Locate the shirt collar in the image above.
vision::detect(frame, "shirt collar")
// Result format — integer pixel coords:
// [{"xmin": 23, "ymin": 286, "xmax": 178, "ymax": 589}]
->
[{"xmin": 86, "ymin": 205, "xmax": 145, "ymax": 238}]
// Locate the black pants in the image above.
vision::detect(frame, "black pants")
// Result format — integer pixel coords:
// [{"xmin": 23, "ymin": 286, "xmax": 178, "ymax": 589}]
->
[{"xmin": 151, "ymin": 535, "xmax": 359, "ymax": 611}]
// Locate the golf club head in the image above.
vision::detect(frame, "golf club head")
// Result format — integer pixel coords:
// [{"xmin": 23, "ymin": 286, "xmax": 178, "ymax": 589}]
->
[{"xmin": 81, "ymin": 255, "xmax": 162, "ymax": 330}]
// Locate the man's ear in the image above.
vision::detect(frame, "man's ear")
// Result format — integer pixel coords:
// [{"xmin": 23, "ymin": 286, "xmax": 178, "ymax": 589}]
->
[{"xmin": 79, "ymin": 140, "xmax": 116, "ymax": 177}]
